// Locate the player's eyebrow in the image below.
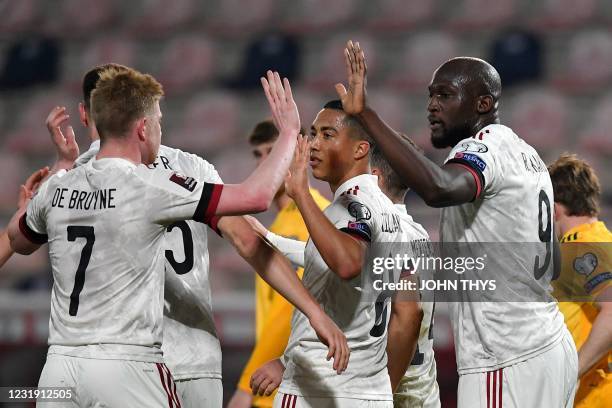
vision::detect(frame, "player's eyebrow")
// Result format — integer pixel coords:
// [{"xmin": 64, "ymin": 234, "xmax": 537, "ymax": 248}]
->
[{"xmin": 311, "ymin": 125, "xmax": 338, "ymax": 134}]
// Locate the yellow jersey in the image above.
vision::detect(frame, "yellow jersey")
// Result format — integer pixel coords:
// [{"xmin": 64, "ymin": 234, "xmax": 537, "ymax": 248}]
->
[
  {"xmin": 553, "ymin": 221, "xmax": 612, "ymax": 408},
  {"xmin": 238, "ymin": 189, "xmax": 330, "ymax": 407}
]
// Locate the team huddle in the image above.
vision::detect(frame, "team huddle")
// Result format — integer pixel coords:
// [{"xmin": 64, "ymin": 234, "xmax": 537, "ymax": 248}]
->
[{"xmin": 2, "ymin": 39, "xmax": 610, "ymax": 408}]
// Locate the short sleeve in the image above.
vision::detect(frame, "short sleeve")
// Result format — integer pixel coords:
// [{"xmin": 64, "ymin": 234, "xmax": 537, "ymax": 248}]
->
[
  {"xmin": 444, "ymin": 129, "xmax": 501, "ymax": 200},
  {"xmin": 333, "ymin": 194, "xmax": 375, "ymax": 243},
  {"xmin": 139, "ymin": 168, "xmax": 224, "ymax": 228}
]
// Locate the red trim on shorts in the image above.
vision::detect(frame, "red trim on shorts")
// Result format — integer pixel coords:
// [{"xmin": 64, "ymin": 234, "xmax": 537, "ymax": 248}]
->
[
  {"xmin": 493, "ymin": 369, "xmax": 497, "ymax": 408},
  {"xmin": 156, "ymin": 363, "xmax": 174, "ymax": 408},
  {"xmin": 499, "ymin": 368, "xmax": 503, "ymax": 407},
  {"xmin": 291, "ymin": 394, "xmax": 297, "ymax": 408}
]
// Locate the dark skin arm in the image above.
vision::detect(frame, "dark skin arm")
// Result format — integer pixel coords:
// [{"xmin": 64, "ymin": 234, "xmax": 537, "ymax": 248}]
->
[{"xmin": 336, "ymin": 41, "xmax": 477, "ymax": 207}]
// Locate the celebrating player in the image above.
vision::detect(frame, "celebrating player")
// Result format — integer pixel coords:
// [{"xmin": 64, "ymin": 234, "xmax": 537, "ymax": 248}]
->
[
  {"xmin": 8, "ymin": 66, "xmax": 348, "ymax": 407},
  {"xmin": 228, "ymin": 120, "xmax": 330, "ymax": 408},
  {"xmin": 250, "ymin": 100, "xmax": 422, "ymax": 408},
  {"xmin": 549, "ymin": 154, "xmax": 611, "ymax": 408},
  {"xmin": 337, "ymin": 40, "xmax": 577, "ymax": 407},
  {"xmin": 370, "ymin": 139, "xmax": 441, "ymax": 408}
]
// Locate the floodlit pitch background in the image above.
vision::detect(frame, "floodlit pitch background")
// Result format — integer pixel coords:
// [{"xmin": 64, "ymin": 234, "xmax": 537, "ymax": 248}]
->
[{"xmin": 0, "ymin": 1, "xmax": 611, "ymax": 407}]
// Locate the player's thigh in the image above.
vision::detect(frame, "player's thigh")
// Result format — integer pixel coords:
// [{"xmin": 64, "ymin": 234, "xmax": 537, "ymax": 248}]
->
[
  {"xmin": 273, "ymin": 392, "xmax": 392, "ymax": 408},
  {"xmin": 394, "ymin": 370, "xmax": 440, "ymax": 407},
  {"xmin": 78, "ymin": 360, "xmax": 181, "ymax": 408},
  {"xmin": 457, "ymin": 371, "xmax": 489, "ymax": 408},
  {"xmin": 502, "ymin": 335, "xmax": 578, "ymax": 408},
  {"xmin": 175, "ymin": 377, "xmax": 222, "ymax": 408},
  {"xmin": 37, "ymin": 354, "xmax": 78, "ymax": 408}
]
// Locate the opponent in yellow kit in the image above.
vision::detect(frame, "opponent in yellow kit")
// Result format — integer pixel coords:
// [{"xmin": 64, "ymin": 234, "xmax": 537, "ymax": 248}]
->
[
  {"xmin": 228, "ymin": 120, "xmax": 330, "ymax": 408},
  {"xmin": 550, "ymin": 154, "xmax": 611, "ymax": 408}
]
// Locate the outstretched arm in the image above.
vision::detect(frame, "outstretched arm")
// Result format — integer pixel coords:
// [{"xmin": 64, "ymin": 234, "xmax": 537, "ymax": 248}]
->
[
  {"xmin": 285, "ymin": 137, "xmax": 367, "ymax": 280},
  {"xmin": 577, "ymin": 286, "xmax": 612, "ymax": 378},
  {"xmin": 7, "ymin": 167, "xmax": 50, "ymax": 256},
  {"xmin": 214, "ymin": 71, "xmax": 300, "ymax": 215},
  {"xmin": 218, "ymin": 215, "xmax": 350, "ymax": 373},
  {"xmin": 243, "ymin": 215, "xmax": 306, "ymax": 268},
  {"xmin": 336, "ymin": 41, "xmax": 476, "ymax": 207}
]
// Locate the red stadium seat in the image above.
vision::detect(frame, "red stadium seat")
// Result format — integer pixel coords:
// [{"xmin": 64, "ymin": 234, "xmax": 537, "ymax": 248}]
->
[
  {"xmin": 447, "ymin": 0, "xmax": 517, "ymax": 31},
  {"xmin": 529, "ymin": 0, "xmax": 597, "ymax": 30},
  {"xmin": 0, "ymin": 154, "xmax": 27, "ymax": 211},
  {"xmin": 0, "ymin": 0, "xmax": 39, "ymax": 33},
  {"xmin": 303, "ymin": 34, "xmax": 378, "ymax": 91},
  {"xmin": 577, "ymin": 96, "xmax": 612, "ymax": 155},
  {"xmin": 367, "ymin": 89, "xmax": 409, "ymax": 132},
  {"xmin": 57, "ymin": 0, "xmax": 116, "ymax": 37},
  {"xmin": 155, "ymin": 35, "xmax": 216, "ymax": 95},
  {"xmin": 552, "ymin": 30, "xmax": 612, "ymax": 92},
  {"xmin": 385, "ymin": 32, "xmax": 458, "ymax": 93},
  {"xmin": 507, "ymin": 88, "xmax": 570, "ymax": 154},
  {"xmin": 78, "ymin": 36, "xmax": 137, "ymax": 78},
  {"xmin": 205, "ymin": 0, "xmax": 275, "ymax": 37},
  {"xmin": 127, "ymin": 0, "xmax": 198, "ymax": 36},
  {"xmin": 169, "ymin": 91, "xmax": 241, "ymax": 154},
  {"xmin": 292, "ymin": 86, "xmax": 327, "ymax": 127},
  {"xmin": 4, "ymin": 89, "xmax": 76, "ymax": 156},
  {"xmin": 280, "ymin": 0, "xmax": 358, "ymax": 34},
  {"xmin": 365, "ymin": 0, "xmax": 435, "ymax": 32}
]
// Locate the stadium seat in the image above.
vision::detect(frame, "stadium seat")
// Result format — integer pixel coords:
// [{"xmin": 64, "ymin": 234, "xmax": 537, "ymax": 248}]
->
[
  {"xmin": 529, "ymin": 0, "xmax": 596, "ymax": 30},
  {"xmin": 205, "ymin": 0, "xmax": 275, "ymax": 37},
  {"xmin": 385, "ymin": 32, "xmax": 458, "ymax": 93},
  {"xmin": 507, "ymin": 88, "xmax": 570, "ymax": 152},
  {"xmin": 155, "ymin": 35, "xmax": 216, "ymax": 95},
  {"xmin": 577, "ymin": 96, "xmax": 612, "ymax": 155},
  {"xmin": 303, "ymin": 34, "xmax": 378, "ymax": 91},
  {"xmin": 0, "ymin": 153, "xmax": 28, "ymax": 211},
  {"xmin": 0, "ymin": 0, "xmax": 39, "ymax": 34},
  {"xmin": 292, "ymin": 86, "xmax": 328, "ymax": 127},
  {"xmin": 78, "ymin": 37, "xmax": 137, "ymax": 79},
  {"xmin": 169, "ymin": 91, "xmax": 241, "ymax": 154},
  {"xmin": 280, "ymin": 0, "xmax": 358, "ymax": 34},
  {"xmin": 127, "ymin": 0, "xmax": 198, "ymax": 36},
  {"xmin": 4, "ymin": 89, "xmax": 76, "ymax": 156},
  {"xmin": 364, "ymin": 0, "xmax": 435, "ymax": 32},
  {"xmin": 367, "ymin": 89, "xmax": 409, "ymax": 132},
  {"xmin": 552, "ymin": 30, "xmax": 612, "ymax": 92},
  {"xmin": 58, "ymin": 0, "xmax": 116, "ymax": 36},
  {"xmin": 447, "ymin": 0, "xmax": 517, "ymax": 31}
]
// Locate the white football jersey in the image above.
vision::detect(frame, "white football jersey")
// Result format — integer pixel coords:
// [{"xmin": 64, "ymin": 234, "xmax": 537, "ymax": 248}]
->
[
  {"xmin": 22, "ymin": 156, "xmax": 223, "ymax": 363},
  {"xmin": 395, "ymin": 204, "xmax": 437, "ymax": 383},
  {"xmin": 75, "ymin": 142, "xmax": 223, "ymax": 380},
  {"xmin": 279, "ymin": 174, "xmax": 403, "ymax": 401},
  {"xmin": 440, "ymin": 124, "xmax": 565, "ymax": 374}
]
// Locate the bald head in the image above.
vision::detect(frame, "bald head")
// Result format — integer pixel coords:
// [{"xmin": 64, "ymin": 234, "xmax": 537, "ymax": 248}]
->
[{"xmin": 435, "ymin": 57, "xmax": 501, "ymax": 102}]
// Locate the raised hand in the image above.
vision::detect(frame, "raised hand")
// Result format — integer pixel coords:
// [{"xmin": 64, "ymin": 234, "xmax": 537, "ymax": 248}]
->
[
  {"xmin": 46, "ymin": 106, "xmax": 79, "ymax": 166},
  {"xmin": 335, "ymin": 40, "xmax": 368, "ymax": 115},
  {"xmin": 17, "ymin": 167, "xmax": 50, "ymax": 209},
  {"xmin": 249, "ymin": 358, "xmax": 285, "ymax": 396},
  {"xmin": 284, "ymin": 134, "xmax": 311, "ymax": 200},
  {"xmin": 243, "ymin": 215, "xmax": 269, "ymax": 237},
  {"xmin": 309, "ymin": 309, "xmax": 350, "ymax": 374},
  {"xmin": 260, "ymin": 70, "xmax": 300, "ymax": 137}
]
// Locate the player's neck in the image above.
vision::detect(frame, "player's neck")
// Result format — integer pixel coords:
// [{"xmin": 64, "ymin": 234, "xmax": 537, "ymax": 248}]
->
[
  {"xmin": 329, "ymin": 166, "xmax": 369, "ymax": 194},
  {"xmin": 96, "ymin": 138, "xmax": 141, "ymax": 165},
  {"xmin": 558, "ymin": 215, "xmax": 598, "ymax": 237},
  {"xmin": 473, "ymin": 115, "xmax": 500, "ymax": 134}
]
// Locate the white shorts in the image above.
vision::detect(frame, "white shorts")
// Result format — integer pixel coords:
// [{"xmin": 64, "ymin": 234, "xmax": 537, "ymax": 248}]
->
[
  {"xmin": 273, "ymin": 392, "xmax": 392, "ymax": 408},
  {"xmin": 37, "ymin": 353, "xmax": 182, "ymax": 408},
  {"xmin": 457, "ymin": 329, "xmax": 578, "ymax": 408},
  {"xmin": 394, "ymin": 359, "xmax": 441, "ymax": 408},
  {"xmin": 175, "ymin": 377, "xmax": 222, "ymax": 408}
]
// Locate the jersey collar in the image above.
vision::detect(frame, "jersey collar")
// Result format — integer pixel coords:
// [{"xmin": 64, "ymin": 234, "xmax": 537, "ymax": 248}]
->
[
  {"xmin": 333, "ymin": 174, "xmax": 377, "ymax": 200},
  {"xmin": 561, "ymin": 221, "xmax": 606, "ymax": 242}
]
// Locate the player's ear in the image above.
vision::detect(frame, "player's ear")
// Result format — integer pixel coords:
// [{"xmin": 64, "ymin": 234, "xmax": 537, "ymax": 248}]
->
[
  {"xmin": 136, "ymin": 118, "xmax": 147, "ymax": 141},
  {"xmin": 354, "ymin": 140, "xmax": 370, "ymax": 160},
  {"xmin": 476, "ymin": 95, "xmax": 494, "ymax": 114},
  {"xmin": 78, "ymin": 102, "xmax": 89, "ymax": 128}
]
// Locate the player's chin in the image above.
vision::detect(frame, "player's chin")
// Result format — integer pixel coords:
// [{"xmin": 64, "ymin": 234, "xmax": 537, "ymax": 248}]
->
[
  {"xmin": 310, "ymin": 165, "xmax": 326, "ymax": 181},
  {"xmin": 430, "ymin": 131, "xmax": 451, "ymax": 149}
]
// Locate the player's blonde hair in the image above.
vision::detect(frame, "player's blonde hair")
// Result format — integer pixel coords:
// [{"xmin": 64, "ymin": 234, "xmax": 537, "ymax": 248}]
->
[
  {"xmin": 548, "ymin": 153, "xmax": 601, "ymax": 217},
  {"xmin": 91, "ymin": 66, "xmax": 164, "ymax": 140}
]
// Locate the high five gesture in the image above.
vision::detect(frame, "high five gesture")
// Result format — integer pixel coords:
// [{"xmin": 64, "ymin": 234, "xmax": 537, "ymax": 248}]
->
[{"xmin": 335, "ymin": 40, "xmax": 368, "ymax": 116}]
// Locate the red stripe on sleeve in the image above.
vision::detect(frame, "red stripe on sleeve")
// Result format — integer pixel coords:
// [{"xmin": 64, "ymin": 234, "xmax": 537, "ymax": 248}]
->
[
  {"xmin": 454, "ymin": 162, "xmax": 483, "ymax": 200},
  {"xmin": 19, "ymin": 213, "xmax": 48, "ymax": 244},
  {"xmin": 204, "ymin": 184, "xmax": 223, "ymax": 224}
]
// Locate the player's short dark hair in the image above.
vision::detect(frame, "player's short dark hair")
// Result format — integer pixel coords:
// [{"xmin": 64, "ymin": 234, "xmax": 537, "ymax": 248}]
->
[
  {"xmin": 322, "ymin": 100, "xmax": 373, "ymax": 146},
  {"xmin": 370, "ymin": 133, "xmax": 421, "ymax": 196},
  {"xmin": 247, "ymin": 119, "xmax": 306, "ymax": 146},
  {"xmin": 82, "ymin": 63, "xmax": 129, "ymax": 111},
  {"xmin": 548, "ymin": 153, "xmax": 601, "ymax": 217}
]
